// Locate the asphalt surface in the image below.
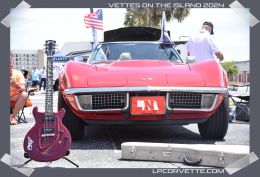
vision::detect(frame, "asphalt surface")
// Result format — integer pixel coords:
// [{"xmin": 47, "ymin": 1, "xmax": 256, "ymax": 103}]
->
[{"xmin": 10, "ymin": 91, "xmax": 249, "ymax": 168}]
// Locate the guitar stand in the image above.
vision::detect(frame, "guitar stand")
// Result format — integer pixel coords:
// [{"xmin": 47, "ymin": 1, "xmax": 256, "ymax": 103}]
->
[
  {"xmin": 62, "ymin": 156, "xmax": 79, "ymax": 168},
  {"xmin": 23, "ymin": 151, "xmax": 79, "ymax": 168}
]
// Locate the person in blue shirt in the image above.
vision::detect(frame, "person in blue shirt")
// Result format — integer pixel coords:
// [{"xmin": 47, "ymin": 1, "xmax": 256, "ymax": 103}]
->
[
  {"xmin": 40, "ymin": 66, "xmax": 47, "ymax": 91},
  {"xmin": 31, "ymin": 66, "xmax": 41, "ymax": 91}
]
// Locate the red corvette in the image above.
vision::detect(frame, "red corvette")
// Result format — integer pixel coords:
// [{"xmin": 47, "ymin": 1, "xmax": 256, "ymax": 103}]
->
[{"xmin": 58, "ymin": 27, "xmax": 229, "ymax": 140}]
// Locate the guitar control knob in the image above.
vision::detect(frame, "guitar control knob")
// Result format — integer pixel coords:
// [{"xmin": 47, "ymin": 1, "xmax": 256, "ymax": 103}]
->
[{"xmin": 64, "ymin": 136, "xmax": 68, "ymax": 142}]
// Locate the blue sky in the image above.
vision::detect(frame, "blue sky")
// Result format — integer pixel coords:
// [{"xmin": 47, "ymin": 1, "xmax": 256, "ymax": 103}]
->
[{"xmin": 10, "ymin": 8, "xmax": 249, "ymax": 61}]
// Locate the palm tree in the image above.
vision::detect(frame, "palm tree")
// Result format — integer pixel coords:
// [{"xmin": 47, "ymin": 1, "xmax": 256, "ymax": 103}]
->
[{"xmin": 124, "ymin": 8, "xmax": 190, "ymax": 28}]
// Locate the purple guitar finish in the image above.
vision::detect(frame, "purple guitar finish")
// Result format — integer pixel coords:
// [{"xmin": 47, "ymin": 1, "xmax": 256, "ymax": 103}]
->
[
  {"xmin": 23, "ymin": 40, "xmax": 72, "ymax": 162},
  {"xmin": 23, "ymin": 107, "xmax": 71, "ymax": 162}
]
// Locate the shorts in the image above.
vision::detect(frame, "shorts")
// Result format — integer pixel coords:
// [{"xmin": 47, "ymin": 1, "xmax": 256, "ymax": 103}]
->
[{"xmin": 32, "ymin": 80, "xmax": 39, "ymax": 87}]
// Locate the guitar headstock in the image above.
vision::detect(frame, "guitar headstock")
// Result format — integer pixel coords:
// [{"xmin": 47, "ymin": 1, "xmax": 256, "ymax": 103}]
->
[{"xmin": 44, "ymin": 40, "xmax": 56, "ymax": 56}]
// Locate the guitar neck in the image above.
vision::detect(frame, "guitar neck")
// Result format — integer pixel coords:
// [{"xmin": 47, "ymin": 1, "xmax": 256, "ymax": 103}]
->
[{"xmin": 45, "ymin": 56, "xmax": 54, "ymax": 118}]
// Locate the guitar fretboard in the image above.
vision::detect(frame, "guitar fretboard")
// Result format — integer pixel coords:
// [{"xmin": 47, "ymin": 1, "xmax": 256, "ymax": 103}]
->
[{"xmin": 44, "ymin": 56, "xmax": 54, "ymax": 120}]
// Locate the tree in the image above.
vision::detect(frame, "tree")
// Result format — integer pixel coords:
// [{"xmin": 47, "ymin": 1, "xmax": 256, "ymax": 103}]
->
[
  {"xmin": 221, "ymin": 61, "xmax": 239, "ymax": 78},
  {"xmin": 124, "ymin": 8, "xmax": 190, "ymax": 28}
]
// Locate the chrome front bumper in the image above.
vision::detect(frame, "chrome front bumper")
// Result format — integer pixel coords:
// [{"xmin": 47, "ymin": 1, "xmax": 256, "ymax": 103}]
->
[
  {"xmin": 64, "ymin": 86, "xmax": 227, "ymax": 112},
  {"xmin": 64, "ymin": 86, "xmax": 227, "ymax": 94}
]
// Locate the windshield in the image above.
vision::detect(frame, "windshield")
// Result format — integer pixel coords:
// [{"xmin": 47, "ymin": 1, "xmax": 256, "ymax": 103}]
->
[{"xmin": 88, "ymin": 43, "xmax": 182, "ymax": 64}]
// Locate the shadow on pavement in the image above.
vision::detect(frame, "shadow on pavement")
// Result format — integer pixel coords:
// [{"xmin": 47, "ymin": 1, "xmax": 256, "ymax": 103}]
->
[{"xmin": 71, "ymin": 124, "xmax": 221, "ymax": 150}]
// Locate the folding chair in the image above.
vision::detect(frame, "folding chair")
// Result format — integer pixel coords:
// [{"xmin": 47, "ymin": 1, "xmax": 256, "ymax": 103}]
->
[
  {"xmin": 9, "ymin": 87, "xmax": 36, "ymax": 123},
  {"xmin": 10, "ymin": 98, "xmax": 32, "ymax": 123},
  {"xmin": 10, "ymin": 69, "xmax": 36, "ymax": 124},
  {"xmin": 228, "ymin": 84, "xmax": 250, "ymax": 122}
]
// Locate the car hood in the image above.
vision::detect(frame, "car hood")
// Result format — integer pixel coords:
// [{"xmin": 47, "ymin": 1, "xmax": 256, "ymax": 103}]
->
[
  {"xmin": 104, "ymin": 27, "xmax": 167, "ymax": 42},
  {"xmin": 66, "ymin": 60, "xmax": 206, "ymax": 88}
]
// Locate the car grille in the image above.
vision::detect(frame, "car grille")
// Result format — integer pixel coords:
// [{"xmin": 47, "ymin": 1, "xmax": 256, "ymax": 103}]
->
[
  {"xmin": 78, "ymin": 93, "xmax": 128, "ymax": 110},
  {"xmin": 168, "ymin": 92, "xmax": 202, "ymax": 109},
  {"xmin": 77, "ymin": 92, "xmax": 215, "ymax": 111}
]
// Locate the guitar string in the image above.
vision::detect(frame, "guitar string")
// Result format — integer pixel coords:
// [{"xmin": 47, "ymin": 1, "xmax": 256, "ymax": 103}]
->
[
  {"xmin": 49, "ymin": 52, "xmax": 55, "ymax": 145},
  {"xmin": 44, "ymin": 56, "xmax": 49, "ymax": 146},
  {"xmin": 47, "ymin": 55, "xmax": 53, "ymax": 145},
  {"xmin": 49, "ymin": 57, "xmax": 53, "ymax": 145},
  {"xmin": 43, "ymin": 43, "xmax": 55, "ymax": 147},
  {"xmin": 47, "ymin": 56, "xmax": 50, "ymax": 145},
  {"xmin": 44, "ymin": 55, "xmax": 46, "ymax": 146},
  {"xmin": 45, "ymin": 55, "xmax": 52, "ymax": 146},
  {"xmin": 46, "ymin": 56, "xmax": 49, "ymax": 146}
]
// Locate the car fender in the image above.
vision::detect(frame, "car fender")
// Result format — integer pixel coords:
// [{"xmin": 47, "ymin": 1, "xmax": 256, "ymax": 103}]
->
[
  {"xmin": 189, "ymin": 60, "xmax": 227, "ymax": 87},
  {"xmin": 60, "ymin": 61, "xmax": 95, "ymax": 90}
]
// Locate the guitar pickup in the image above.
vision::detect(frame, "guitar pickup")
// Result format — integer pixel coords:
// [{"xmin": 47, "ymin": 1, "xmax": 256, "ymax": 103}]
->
[
  {"xmin": 41, "ymin": 128, "xmax": 55, "ymax": 137},
  {"xmin": 41, "ymin": 133, "xmax": 55, "ymax": 137}
]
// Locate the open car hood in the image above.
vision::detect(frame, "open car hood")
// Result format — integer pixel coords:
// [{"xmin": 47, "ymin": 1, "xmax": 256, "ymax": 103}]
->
[{"xmin": 104, "ymin": 27, "xmax": 170, "ymax": 42}]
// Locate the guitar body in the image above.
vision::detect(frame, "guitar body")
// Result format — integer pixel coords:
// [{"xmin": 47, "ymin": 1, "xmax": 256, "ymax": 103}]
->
[{"xmin": 23, "ymin": 107, "xmax": 72, "ymax": 162}]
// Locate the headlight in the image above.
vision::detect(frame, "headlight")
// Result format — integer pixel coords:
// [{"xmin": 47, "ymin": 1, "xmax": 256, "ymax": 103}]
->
[
  {"xmin": 78, "ymin": 95, "xmax": 92, "ymax": 109},
  {"xmin": 201, "ymin": 94, "xmax": 216, "ymax": 109}
]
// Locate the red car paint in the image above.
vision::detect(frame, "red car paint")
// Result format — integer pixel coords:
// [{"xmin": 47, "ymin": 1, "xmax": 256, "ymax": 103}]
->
[{"xmin": 59, "ymin": 58, "xmax": 227, "ymax": 122}]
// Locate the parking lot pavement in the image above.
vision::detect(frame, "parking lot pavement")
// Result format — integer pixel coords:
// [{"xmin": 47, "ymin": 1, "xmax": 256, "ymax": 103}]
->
[{"xmin": 10, "ymin": 91, "xmax": 249, "ymax": 168}]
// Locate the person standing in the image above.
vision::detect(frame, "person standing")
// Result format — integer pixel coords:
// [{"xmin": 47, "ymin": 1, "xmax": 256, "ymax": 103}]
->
[
  {"xmin": 31, "ymin": 66, "xmax": 41, "ymax": 91},
  {"xmin": 40, "ymin": 66, "xmax": 47, "ymax": 91},
  {"xmin": 187, "ymin": 21, "xmax": 224, "ymax": 62}
]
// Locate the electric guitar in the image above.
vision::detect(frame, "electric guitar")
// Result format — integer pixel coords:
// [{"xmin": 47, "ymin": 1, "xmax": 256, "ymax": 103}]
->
[{"xmin": 23, "ymin": 40, "xmax": 72, "ymax": 162}]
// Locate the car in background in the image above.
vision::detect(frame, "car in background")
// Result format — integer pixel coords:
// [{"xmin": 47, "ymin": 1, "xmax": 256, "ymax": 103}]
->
[
  {"xmin": 57, "ymin": 27, "xmax": 229, "ymax": 140},
  {"xmin": 66, "ymin": 50, "xmax": 92, "ymax": 63}
]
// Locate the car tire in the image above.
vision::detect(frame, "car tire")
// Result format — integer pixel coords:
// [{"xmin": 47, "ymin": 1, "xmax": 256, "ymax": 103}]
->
[
  {"xmin": 58, "ymin": 92, "xmax": 85, "ymax": 140},
  {"xmin": 198, "ymin": 94, "xmax": 229, "ymax": 140}
]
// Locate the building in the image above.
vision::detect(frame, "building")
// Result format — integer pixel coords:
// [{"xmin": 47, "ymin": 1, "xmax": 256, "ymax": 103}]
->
[
  {"xmin": 12, "ymin": 50, "xmax": 46, "ymax": 71},
  {"xmin": 229, "ymin": 60, "xmax": 250, "ymax": 84}
]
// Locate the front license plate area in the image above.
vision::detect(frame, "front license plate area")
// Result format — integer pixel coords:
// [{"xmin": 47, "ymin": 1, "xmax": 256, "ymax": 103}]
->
[{"xmin": 131, "ymin": 96, "xmax": 165, "ymax": 115}]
